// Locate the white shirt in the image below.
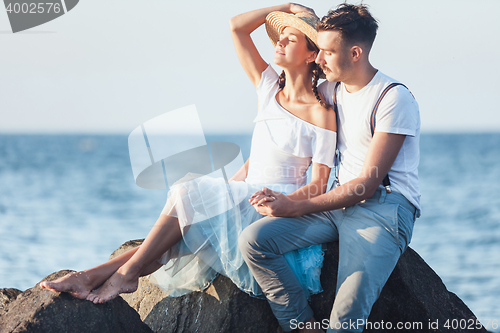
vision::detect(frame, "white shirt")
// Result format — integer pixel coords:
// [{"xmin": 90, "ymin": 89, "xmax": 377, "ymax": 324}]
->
[{"xmin": 319, "ymin": 71, "xmax": 421, "ymax": 211}]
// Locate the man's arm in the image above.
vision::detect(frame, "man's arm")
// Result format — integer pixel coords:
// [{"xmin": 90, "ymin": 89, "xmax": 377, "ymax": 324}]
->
[{"xmin": 252, "ymin": 132, "xmax": 406, "ymax": 217}]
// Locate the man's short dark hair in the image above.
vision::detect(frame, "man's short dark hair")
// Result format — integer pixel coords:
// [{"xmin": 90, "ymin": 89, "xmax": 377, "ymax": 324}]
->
[{"xmin": 318, "ymin": 3, "xmax": 378, "ymax": 49}]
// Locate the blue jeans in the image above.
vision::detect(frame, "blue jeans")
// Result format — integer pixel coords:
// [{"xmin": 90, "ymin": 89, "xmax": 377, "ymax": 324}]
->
[{"xmin": 238, "ymin": 189, "xmax": 418, "ymax": 332}]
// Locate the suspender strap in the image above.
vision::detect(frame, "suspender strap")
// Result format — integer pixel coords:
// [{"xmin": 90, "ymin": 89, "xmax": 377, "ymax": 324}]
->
[
  {"xmin": 332, "ymin": 81, "xmax": 341, "ymax": 117},
  {"xmin": 334, "ymin": 81, "xmax": 412, "ymax": 193},
  {"xmin": 370, "ymin": 82, "xmax": 410, "ymax": 192},
  {"xmin": 332, "ymin": 82, "xmax": 341, "ymax": 185},
  {"xmin": 370, "ymin": 83, "xmax": 408, "ymax": 136}
]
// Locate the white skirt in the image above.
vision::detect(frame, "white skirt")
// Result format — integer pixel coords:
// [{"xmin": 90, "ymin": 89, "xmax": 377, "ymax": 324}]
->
[{"xmin": 149, "ymin": 173, "xmax": 324, "ymax": 299}]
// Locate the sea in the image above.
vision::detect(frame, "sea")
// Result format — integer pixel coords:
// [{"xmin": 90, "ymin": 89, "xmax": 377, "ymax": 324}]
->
[{"xmin": 0, "ymin": 133, "xmax": 499, "ymax": 331}]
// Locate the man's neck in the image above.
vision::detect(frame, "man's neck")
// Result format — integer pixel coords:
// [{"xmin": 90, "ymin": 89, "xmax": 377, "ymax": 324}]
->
[{"xmin": 343, "ymin": 64, "xmax": 378, "ymax": 93}]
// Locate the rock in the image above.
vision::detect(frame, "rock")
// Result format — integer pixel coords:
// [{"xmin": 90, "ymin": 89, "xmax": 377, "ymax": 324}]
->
[
  {"xmin": 309, "ymin": 243, "xmax": 488, "ymax": 333},
  {"xmin": 112, "ymin": 239, "xmax": 282, "ymax": 333},
  {"xmin": 114, "ymin": 240, "xmax": 488, "ymax": 333},
  {"xmin": 0, "ymin": 270, "xmax": 153, "ymax": 333},
  {"xmin": 0, "ymin": 288, "xmax": 22, "ymax": 314},
  {"xmin": 144, "ymin": 274, "xmax": 282, "ymax": 333}
]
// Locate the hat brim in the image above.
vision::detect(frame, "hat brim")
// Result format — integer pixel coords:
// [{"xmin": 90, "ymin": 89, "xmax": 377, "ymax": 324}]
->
[{"xmin": 265, "ymin": 11, "xmax": 318, "ymax": 48}]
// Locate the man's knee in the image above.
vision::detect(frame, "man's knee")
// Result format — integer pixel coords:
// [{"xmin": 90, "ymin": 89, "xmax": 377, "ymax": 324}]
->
[
  {"xmin": 238, "ymin": 222, "xmax": 259, "ymax": 258},
  {"xmin": 238, "ymin": 219, "xmax": 275, "ymax": 260}
]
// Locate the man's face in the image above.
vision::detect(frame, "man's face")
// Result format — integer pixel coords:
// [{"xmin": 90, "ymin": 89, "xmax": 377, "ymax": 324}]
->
[{"xmin": 315, "ymin": 30, "xmax": 353, "ymax": 83}]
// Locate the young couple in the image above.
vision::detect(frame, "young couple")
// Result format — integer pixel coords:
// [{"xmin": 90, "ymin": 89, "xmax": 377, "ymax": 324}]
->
[{"xmin": 41, "ymin": 3, "xmax": 420, "ymax": 332}]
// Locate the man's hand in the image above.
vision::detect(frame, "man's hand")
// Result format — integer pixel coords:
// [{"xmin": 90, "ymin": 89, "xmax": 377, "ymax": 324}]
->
[{"xmin": 249, "ymin": 187, "xmax": 302, "ymax": 217}]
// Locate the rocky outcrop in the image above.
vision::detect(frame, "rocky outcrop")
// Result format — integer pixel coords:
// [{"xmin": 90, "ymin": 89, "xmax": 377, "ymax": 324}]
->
[
  {"xmin": 0, "ymin": 241, "xmax": 488, "ymax": 333},
  {"xmin": 111, "ymin": 239, "xmax": 283, "ymax": 333},
  {"xmin": 311, "ymin": 243, "xmax": 488, "ymax": 333},
  {"xmin": 0, "ymin": 288, "xmax": 22, "ymax": 314},
  {"xmin": 0, "ymin": 270, "xmax": 152, "ymax": 333},
  {"xmin": 144, "ymin": 274, "xmax": 280, "ymax": 333},
  {"xmin": 115, "ymin": 240, "xmax": 488, "ymax": 333}
]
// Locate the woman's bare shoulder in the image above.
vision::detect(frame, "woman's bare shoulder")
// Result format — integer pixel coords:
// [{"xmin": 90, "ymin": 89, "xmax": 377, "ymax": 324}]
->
[{"xmin": 310, "ymin": 103, "xmax": 337, "ymax": 132}]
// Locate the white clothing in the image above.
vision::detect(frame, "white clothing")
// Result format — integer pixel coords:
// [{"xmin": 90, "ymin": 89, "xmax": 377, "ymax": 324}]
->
[
  {"xmin": 245, "ymin": 65, "xmax": 337, "ymax": 187},
  {"xmin": 151, "ymin": 65, "xmax": 337, "ymax": 298},
  {"xmin": 319, "ymin": 71, "xmax": 421, "ymax": 211}
]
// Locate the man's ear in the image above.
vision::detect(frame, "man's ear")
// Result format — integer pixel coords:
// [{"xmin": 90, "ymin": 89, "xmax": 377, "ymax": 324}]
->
[{"xmin": 350, "ymin": 46, "xmax": 363, "ymax": 62}]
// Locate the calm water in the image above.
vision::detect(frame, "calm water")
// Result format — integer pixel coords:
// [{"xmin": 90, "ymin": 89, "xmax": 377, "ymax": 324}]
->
[{"xmin": 0, "ymin": 133, "xmax": 499, "ymax": 330}]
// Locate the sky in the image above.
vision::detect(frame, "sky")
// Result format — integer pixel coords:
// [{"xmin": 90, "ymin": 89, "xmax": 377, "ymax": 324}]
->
[{"xmin": 1, "ymin": 0, "xmax": 499, "ymax": 134}]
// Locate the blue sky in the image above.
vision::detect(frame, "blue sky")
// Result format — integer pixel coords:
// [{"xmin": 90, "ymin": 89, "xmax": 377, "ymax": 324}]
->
[{"xmin": 1, "ymin": 0, "xmax": 499, "ymax": 134}]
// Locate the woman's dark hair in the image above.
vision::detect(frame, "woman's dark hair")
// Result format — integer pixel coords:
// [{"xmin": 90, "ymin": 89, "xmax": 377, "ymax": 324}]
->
[{"xmin": 277, "ymin": 35, "xmax": 330, "ymax": 109}]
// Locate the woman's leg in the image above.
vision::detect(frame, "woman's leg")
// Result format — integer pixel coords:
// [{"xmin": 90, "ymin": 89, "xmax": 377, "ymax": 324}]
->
[
  {"xmin": 41, "ymin": 212, "xmax": 182, "ymax": 301},
  {"xmin": 39, "ymin": 246, "xmax": 140, "ymax": 299},
  {"xmin": 87, "ymin": 213, "xmax": 183, "ymax": 303}
]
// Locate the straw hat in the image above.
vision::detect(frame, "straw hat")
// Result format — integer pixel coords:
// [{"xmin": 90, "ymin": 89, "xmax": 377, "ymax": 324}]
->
[{"xmin": 265, "ymin": 11, "xmax": 320, "ymax": 48}]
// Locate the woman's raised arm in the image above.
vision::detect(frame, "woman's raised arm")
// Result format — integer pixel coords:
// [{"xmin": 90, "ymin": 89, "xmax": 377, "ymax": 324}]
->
[{"xmin": 229, "ymin": 3, "xmax": 315, "ymax": 87}]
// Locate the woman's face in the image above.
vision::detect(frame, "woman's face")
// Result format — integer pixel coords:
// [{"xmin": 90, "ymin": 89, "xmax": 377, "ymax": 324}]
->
[{"xmin": 274, "ymin": 27, "xmax": 316, "ymax": 69}]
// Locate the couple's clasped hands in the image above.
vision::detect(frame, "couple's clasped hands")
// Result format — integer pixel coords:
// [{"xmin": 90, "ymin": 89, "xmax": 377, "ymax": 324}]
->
[{"xmin": 249, "ymin": 187, "xmax": 300, "ymax": 217}]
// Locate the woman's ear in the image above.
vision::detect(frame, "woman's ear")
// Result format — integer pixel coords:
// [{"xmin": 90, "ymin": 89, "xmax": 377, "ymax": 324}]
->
[{"xmin": 307, "ymin": 51, "xmax": 318, "ymax": 64}]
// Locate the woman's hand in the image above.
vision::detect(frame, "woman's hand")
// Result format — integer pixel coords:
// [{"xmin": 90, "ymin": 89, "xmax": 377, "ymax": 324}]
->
[
  {"xmin": 289, "ymin": 3, "xmax": 316, "ymax": 16},
  {"xmin": 248, "ymin": 189, "xmax": 273, "ymax": 205},
  {"xmin": 250, "ymin": 187, "xmax": 302, "ymax": 217}
]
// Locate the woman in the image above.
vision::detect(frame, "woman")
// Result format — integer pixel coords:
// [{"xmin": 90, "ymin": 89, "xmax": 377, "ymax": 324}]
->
[{"xmin": 40, "ymin": 3, "xmax": 337, "ymax": 304}]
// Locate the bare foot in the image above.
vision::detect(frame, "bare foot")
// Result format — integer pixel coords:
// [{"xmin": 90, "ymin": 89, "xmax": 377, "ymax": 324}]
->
[
  {"xmin": 39, "ymin": 271, "xmax": 93, "ymax": 299},
  {"xmin": 86, "ymin": 270, "xmax": 138, "ymax": 304}
]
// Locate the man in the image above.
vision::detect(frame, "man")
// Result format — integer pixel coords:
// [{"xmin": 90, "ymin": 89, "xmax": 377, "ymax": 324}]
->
[{"xmin": 238, "ymin": 4, "xmax": 421, "ymax": 333}]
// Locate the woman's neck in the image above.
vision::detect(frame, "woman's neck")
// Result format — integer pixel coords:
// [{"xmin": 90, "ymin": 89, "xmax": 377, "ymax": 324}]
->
[{"xmin": 280, "ymin": 67, "xmax": 314, "ymax": 102}]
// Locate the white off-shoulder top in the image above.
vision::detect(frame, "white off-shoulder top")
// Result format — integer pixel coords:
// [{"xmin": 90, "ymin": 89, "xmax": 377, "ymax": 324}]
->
[{"xmin": 245, "ymin": 65, "xmax": 337, "ymax": 190}]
